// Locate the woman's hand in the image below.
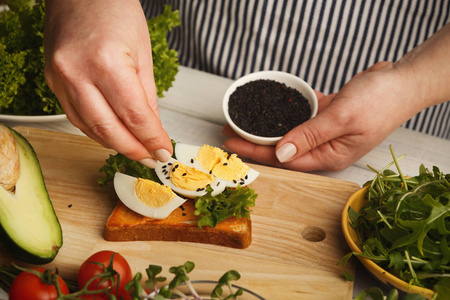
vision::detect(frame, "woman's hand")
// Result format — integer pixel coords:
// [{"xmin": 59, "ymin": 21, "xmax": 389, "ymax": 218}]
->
[
  {"xmin": 224, "ymin": 21, "xmax": 450, "ymax": 172},
  {"xmin": 223, "ymin": 62, "xmax": 425, "ymax": 171},
  {"xmin": 44, "ymin": 0, "xmax": 172, "ymax": 167}
]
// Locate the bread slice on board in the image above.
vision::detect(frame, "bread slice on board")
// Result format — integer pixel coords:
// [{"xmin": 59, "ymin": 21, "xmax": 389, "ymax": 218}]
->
[{"xmin": 104, "ymin": 200, "xmax": 252, "ymax": 249}]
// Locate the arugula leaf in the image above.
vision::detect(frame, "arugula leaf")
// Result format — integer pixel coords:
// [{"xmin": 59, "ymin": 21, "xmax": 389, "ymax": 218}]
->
[
  {"xmin": 194, "ymin": 185, "xmax": 257, "ymax": 229},
  {"xmin": 344, "ymin": 147, "xmax": 450, "ymax": 298}
]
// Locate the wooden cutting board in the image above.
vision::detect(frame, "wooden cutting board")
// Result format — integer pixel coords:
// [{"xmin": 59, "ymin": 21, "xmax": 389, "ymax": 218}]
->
[{"xmin": 1, "ymin": 127, "xmax": 360, "ymax": 299}]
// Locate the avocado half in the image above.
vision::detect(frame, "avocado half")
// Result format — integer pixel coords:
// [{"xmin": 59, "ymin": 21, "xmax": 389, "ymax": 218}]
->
[{"xmin": 0, "ymin": 125, "xmax": 62, "ymax": 264}]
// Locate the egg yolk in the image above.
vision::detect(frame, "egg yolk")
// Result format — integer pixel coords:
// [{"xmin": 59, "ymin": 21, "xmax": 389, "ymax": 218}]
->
[
  {"xmin": 134, "ymin": 178, "xmax": 176, "ymax": 207},
  {"xmin": 170, "ymin": 162, "xmax": 215, "ymax": 191},
  {"xmin": 198, "ymin": 145, "xmax": 249, "ymax": 181}
]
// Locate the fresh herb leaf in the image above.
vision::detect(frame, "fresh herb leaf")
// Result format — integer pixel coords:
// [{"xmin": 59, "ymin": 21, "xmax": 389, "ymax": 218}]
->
[
  {"xmin": 97, "ymin": 140, "xmax": 177, "ymax": 185},
  {"xmin": 342, "ymin": 146, "xmax": 450, "ymax": 299},
  {"xmin": 212, "ymin": 270, "xmax": 243, "ymax": 299},
  {"xmin": 194, "ymin": 185, "xmax": 257, "ymax": 229},
  {"xmin": 97, "ymin": 153, "xmax": 161, "ymax": 186},
  {"xmin": 147, "ymin": 5, "xmax": 180, "ymax": 98}
]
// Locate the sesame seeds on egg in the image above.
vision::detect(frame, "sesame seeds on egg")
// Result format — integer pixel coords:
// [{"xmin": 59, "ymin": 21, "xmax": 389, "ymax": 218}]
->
[
  {"xmin": 174, "ymin": 143, "xmax": 259, "ymax": 188},
  {"xmin": 155, "ymin": 158, "xmax": 226, "ymax": 199}
]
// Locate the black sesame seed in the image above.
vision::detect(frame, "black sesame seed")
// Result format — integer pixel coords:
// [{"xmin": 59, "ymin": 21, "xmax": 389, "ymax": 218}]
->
[
  {"xmin": 245, "ymin": 175, "xmax": 248, "ymax": 179},
  {"xmin": 166, "ymin": 177, "xmax": 170, "ymax": 180},
  {"xmin": 182, "ymin": 173, "xmax": 187, "ymax": 176},
  {"xmin": 175, "ymin": 164, "xmax": 179, "ymax": 168},
  {"xmin": 233, "ymin": 180, "xmax": 237, "ymax": 184},
  {"xmin": 168, "ymin": 162, "xmax": 172, "ymax": 165},
  {"xmin": 172, "ymin": 168, "xmax": 176, "ymax": 172},
  {"xmin": 162, "ymin": 165, "xmax": 167, "ymax": 168},
  {"xmin": 180, "ymin": 205, "xmax": 185, "ymax": 211},
  {"xmin": 182, "ymin": 213, "xmax": 187, "ymax": 216},
  {"xmin": 68, "ymin": 204, "xmax": 73, "ymax": 208},
  {"xmin": 228, "ymin": 79, "xmax": 311, "ymax": 137},
  {"xmin": 190, "ymin": 159, "xmax": 194, "ymax": 163},
  {"xmin": 223, "ymin": 162, "xmax": 228, "ymax": 166},
  {"xmin": 209, "ymin": 170, "xmax": 212, "ymax": 174},
  {"xmin": 217, "ymin": 182, "xmax": 220, "ymax": 186},
  {"xmin": 240, "ymin": 182, "xmax": 245, "ymax": 185}
]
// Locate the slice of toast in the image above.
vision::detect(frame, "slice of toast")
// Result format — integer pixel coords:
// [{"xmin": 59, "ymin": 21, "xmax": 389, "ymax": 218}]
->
[{"xmin": 104, "ymin": 200, "xmax": 252, "ymax": 249}]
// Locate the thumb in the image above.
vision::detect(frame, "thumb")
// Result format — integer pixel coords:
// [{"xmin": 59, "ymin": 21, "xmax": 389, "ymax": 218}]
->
[{"xmin": 274, "ymin": 108, "xmax": 349, "ymax": 171}]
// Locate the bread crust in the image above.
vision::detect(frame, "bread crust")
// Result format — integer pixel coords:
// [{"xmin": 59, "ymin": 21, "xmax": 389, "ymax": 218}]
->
[{"xmin": 104, "ymin": 201, "xmax": 252, "ymax": 249}]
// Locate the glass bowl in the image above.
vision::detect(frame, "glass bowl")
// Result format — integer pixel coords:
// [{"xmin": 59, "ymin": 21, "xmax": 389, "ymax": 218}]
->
[{"xmin": 160, "ymin": 280, "xmax": 265, "ymax": 300}]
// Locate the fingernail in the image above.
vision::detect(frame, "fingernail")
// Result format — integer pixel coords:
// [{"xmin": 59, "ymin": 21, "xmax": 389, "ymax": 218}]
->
[
  {"xmin": 276, "ymin": 143, "xmax": 297, "ymax": 163},
  {"xmin": 139, "ymin": 158, "xmax": 158, "ymax": 168},
  {"xmin": 153, "ymin": 149, "xmax": 171, "ymax": 162}
]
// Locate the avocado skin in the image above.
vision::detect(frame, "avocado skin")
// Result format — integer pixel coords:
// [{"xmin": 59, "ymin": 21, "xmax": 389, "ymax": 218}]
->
[
  {"xmin": 0, "ymin": 225, "xmax": 59, "ymax": 265},
  {"xmin": 0, "ymin": 125, "xmax": 63, "ymax": 264}
]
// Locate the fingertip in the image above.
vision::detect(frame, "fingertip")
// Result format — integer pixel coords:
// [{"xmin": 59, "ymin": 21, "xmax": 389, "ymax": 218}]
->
[
  {"xmin": 275, "ymin": 142, "xmax": 297, "ymax": 163},
  {"xmin": 139, "ymin": 158, "xmax": 158, "ymax": 168},
  {"xmin": 153, "ymin": 148, "xmax": 171, "ymax": 163}
]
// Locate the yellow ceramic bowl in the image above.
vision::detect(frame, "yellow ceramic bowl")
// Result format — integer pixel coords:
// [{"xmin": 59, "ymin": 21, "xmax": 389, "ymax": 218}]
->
[{"xmin": 341, "ymin": 187, "xmax": 435, "ymax": 299}]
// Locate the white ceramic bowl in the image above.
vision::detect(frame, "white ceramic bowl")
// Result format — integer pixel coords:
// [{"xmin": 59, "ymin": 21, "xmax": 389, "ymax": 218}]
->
[{"xmin": 222, "ymin": 71, "xmax": 318, "ymax": 145}]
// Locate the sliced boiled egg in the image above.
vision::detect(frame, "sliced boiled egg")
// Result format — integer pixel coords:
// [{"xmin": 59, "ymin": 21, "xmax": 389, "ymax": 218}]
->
[
  {"xmin": 155, "ymin": 158, "xmax": 226, "ymax": 199},
  {"xmin": 174, "ymin": 143, "xmax": 259, "ymax": 188},
  {"xmin": 113, "ymin": 172, "xmax": 186, "ymax": 219}
]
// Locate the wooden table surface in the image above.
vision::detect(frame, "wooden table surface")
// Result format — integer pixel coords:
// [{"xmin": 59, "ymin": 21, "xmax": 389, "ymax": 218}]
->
[{"xmin": 2, "ymin": 66, "xmax": 450, "ymax": 298}]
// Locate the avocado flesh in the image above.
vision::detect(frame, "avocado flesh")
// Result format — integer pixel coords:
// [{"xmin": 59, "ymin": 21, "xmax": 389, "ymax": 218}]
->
[{"xmin": 0, "ymin": 128, "xmax": 62, "ymax": 264}]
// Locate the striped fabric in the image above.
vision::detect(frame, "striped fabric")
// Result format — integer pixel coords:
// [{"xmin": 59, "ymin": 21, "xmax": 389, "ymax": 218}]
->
[{"xmin": 141, "ymin": 0, "xmax": 450, "ymax": 139}]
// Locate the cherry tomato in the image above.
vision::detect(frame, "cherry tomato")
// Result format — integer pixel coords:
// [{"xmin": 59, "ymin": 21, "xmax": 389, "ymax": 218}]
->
[
  {"xmin": 9, "ymin": 268, "xmax": 69, "ymax": 300},
  {"xmin": 77, "ymin": 250, "xmax": 132, "ymax": 299}
]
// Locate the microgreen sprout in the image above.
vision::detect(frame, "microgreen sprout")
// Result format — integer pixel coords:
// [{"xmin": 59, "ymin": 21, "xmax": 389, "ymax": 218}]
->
[
  {"xmin": 126, "ymin": 261, "xmax": 244, "ymax": 300},
  {"xmin": 2, "ymin": 261, "xmax": 245, "ymax": 300}
]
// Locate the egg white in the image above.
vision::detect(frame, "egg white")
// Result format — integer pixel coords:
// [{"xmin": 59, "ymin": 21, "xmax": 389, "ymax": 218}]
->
[
  {"xmin": 155, "ymin": 158, "xmax": 226, "ymax": 199},
  {"xmin": 113, "ymin": 172, "xmax": 186, "ymax": 219},
  {"xmin": 174, "ymin": 143, "xmax": 259, "ymax": 188}
]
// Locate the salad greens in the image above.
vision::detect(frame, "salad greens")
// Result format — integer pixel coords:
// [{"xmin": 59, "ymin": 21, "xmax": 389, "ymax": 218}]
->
[
  {"xmin": 339, "ymin": 146, "xmax": 450, "ymax": 300},
  {"xmin": 195, "ymin": 185, "xmax": 257, "ymax": 229},
  {"xmin": 0, "ymin": 0, "xmax": 60, "ymax": 115},
  {"xmin": 355, "ymin": 287, "xmax": 426, "ymax": 300},
  {"xmin": 98, "ymin": 144, "xmax": 257, "ymax": 229},
  {"xmin": 0, "ymin": 1, "xmax": 179, "ymax": 115}
]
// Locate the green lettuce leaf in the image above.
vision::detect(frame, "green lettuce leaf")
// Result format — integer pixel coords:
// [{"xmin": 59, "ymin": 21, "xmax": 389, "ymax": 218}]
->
[
  {"xmin": 98, "ymin": 153, "xmax": 161, "ymax": 186},
  {"xmin": 148, "ymin": 5, "xmax": 180, "ymax": 98},
  {"xmin": 194, "ymin": 185, "xmax": 257, "ymax": 229},
  {"xmin": 0, "ymin": 1, "xmax": 179, "ymax": 115}
]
